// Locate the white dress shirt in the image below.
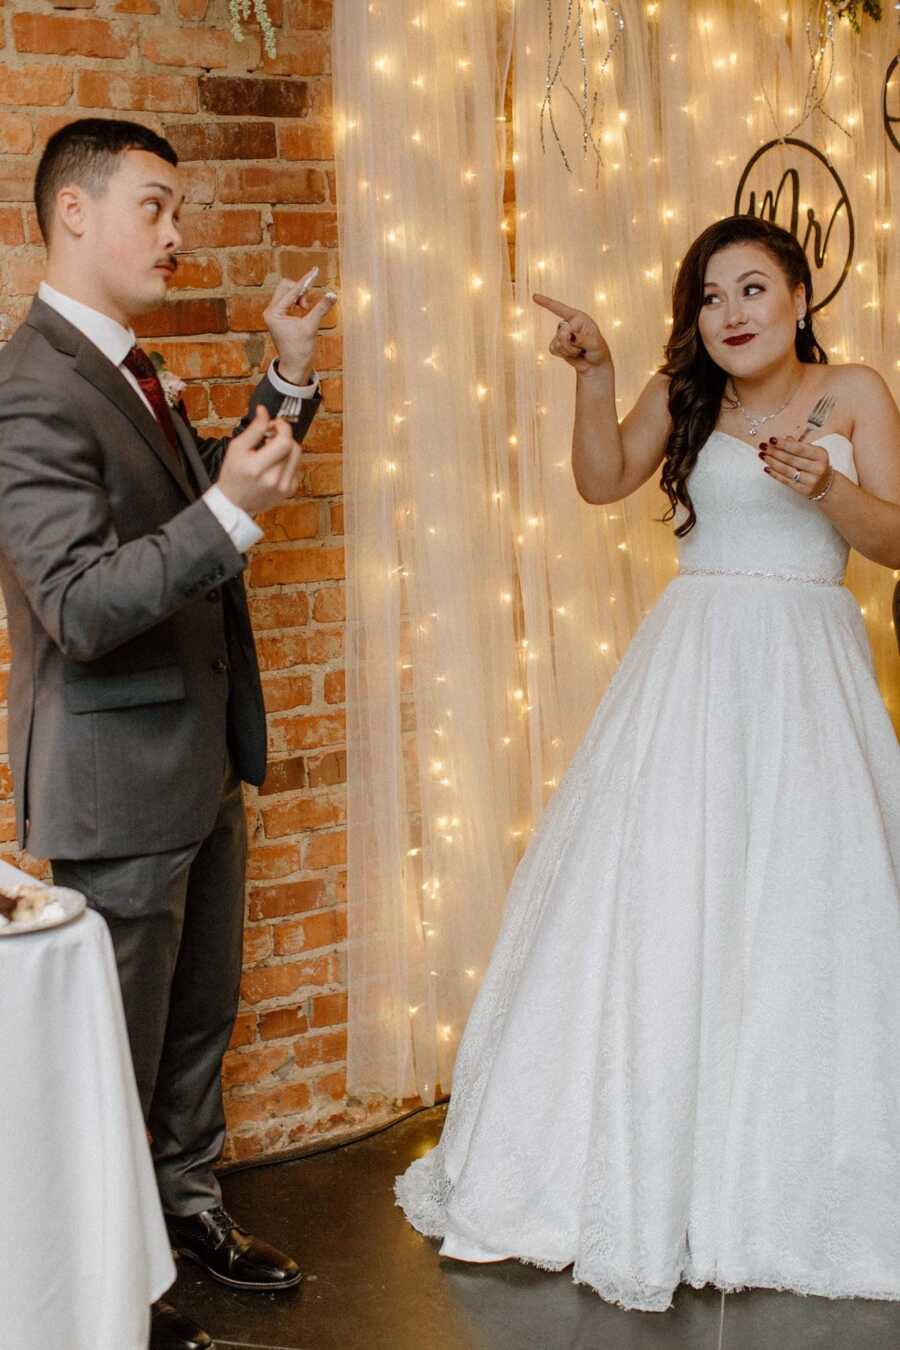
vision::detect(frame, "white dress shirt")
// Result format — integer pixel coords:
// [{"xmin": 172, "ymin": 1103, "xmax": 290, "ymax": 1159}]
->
[{"xmin": 37, "ymin": 282, "xmax": 317, "ymax": 554}]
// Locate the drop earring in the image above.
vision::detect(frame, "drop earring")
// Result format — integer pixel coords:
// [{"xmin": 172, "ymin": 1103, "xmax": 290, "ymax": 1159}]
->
[{"xmin": 798, "ymin": 316, "xmax": 806, "ymax": 330}]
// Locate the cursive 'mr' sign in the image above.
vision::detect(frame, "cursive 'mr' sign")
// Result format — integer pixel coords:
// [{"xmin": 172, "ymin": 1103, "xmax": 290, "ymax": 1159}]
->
[{"xmin": 733, "ymin": 137, "xmax": 854, "ymax": 313}]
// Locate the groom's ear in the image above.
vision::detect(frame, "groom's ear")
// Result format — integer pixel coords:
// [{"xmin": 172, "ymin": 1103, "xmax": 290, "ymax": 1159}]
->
[{"xmin": 53, "ymin": 184, "xmax": 89, "ymax": 244}]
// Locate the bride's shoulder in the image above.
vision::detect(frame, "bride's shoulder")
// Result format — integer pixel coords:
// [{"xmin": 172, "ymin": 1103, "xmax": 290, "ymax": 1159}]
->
[{"xmin": 822, "ymin": 362, "xmax": 891, "ymax": 399}]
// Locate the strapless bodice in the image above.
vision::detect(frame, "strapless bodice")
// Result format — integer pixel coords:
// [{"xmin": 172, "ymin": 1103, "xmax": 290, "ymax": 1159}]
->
[{"xmin": 675, "ymin": 431, "xmax": 857, "ymax": 584}]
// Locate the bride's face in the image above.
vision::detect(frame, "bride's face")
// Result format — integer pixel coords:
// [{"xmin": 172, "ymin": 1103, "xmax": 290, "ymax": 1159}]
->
[{"xmin": 697, "ymin": 242, "xmax": 806, "ymax": 378}]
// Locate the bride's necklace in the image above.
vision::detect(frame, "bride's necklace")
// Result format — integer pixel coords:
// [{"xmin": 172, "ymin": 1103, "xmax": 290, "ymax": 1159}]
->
[{"xmin": 728, "ymin": 376, "xmax": 803, "ymax": 440}]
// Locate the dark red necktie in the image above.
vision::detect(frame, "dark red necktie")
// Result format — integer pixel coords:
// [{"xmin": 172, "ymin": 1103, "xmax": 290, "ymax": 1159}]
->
[{"xmin": 122, "ymin": 344, "xmax": 185, "ymax": 472}]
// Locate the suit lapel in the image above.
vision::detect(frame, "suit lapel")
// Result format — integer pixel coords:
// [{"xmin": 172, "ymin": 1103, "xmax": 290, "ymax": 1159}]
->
[
  {"xmin": 171, "ymin": 406, "xmax": 211, "ymax": 493},
  {"xmin": 26, "ymin": 296, "xmax": 196, "ymax": 502}
]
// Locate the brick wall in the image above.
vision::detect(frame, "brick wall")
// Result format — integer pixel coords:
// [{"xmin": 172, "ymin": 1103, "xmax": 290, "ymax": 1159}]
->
[{"xmin": 0, "ymin": 0, "xmax": 392, "ymax": 1163}]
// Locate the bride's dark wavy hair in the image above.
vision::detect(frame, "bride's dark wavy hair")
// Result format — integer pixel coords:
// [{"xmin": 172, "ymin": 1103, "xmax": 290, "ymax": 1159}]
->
[{"xmin": 659, "ymin": 215, "xmax": 828, "ymax": 537}]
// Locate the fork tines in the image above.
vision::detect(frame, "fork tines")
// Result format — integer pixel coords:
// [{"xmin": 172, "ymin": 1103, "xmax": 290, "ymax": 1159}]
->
[{"xmin": 805, "ymin": 393, "xmax": 835, "ymax": 429}]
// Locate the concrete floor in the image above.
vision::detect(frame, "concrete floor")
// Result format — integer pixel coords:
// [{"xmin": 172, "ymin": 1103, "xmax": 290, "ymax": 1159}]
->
[{"xmin": 170, "ymin": 1106, "xmax": 900, "ymax": 1350}]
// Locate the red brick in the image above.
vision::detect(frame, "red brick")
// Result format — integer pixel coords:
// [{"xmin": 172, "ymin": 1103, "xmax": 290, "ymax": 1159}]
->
[
  {"xmin": 4, "ymin": 254, "xmax": 44, "ymax": 296},
  {"xmin": 135, "ymin": 297, "xmax": 228, "ymax": 339},
  {"xmin": 0, "ymin": 800, "xmax": 16, "ymax": 843},
  {"xmin": 167, "ymin": 121, "xmax": 275, "ymax": 162},
  {"xmin": 258, "ymin": 756, "xmax": 308, "ymax": 797},
  {"xmin": 228, "ymin": 1010, "xmax": 258, "ymax": 1049},
  {"xmin": 305, "ymin": 749, "xmax": 346, "ymax": 788},
  {"xmin": 210, "ymin": 381, "xmax": 255, "ymax": 419},
  {"xmin": 278, "ymin": 121, "xmax": 333, "ymax": 161},
  {"xmin": 305, "ymin": 462, "xmax": 341, "ymax": 496},
  {"xmin": 292, "ymin": 1027, "xmax": 347, "ymax": 1068},
  {"xmin": 180, "ymin": 208, "xmax": 262, "ymax": 250},
  {"xmin": 0, "ymin": 209, "xmax": 24, "ymax": 246},
  {"xmin": 268, "ymin": 711, "xmax": 345, "ymax": 755},
  {"xmin": 324, "ymin": 669, "xmax": 344, "ymax": 704},
  {"xmin": 0, "ymin": 764, "xmax": 14, "ymax": 798},
  {"xmin": 148, "ymin": 338, "xmax": 250, "ymax": 378},
  {"xmin": 142, "ymin": 27, "xmax": 233, "ymax": 69},
  {"xmin": 249, "ymin": 592, "xmax": 309, "ymax": 629},
  {"xmin": 309, "ymin": 990, "xmax": 347, "ymax": 1029},
  {"xmin": 321, "ymin": 376, "xmax": 342, "ymax": 413},
  {"xmin": 274, "ymin": 906, "xmax": 345, "ymax": 957},
  {"xmin": 0, "ymin": 64, "xmax": 72, "ymax": 106},
  {"xmin": 200, "ymin": 75, "xmax": 309, "ymax": 118},
  {"xmin": 258, "ymin": 502, "xmax": 319, "ymax": 541},
  {"xmin": 179, "ymin": 165, "xmax": 217, "ymax": 204},
  {"xmin": 0, "ymin": 115, "xmax": 32, "ymax": 156},
  {"xmin": 240, "ymin": 952, "xmax": 340, "ymax": 1004},
  {"xmin": 312, "ymin": 1070, "xmax": 346, "ymax": 1104},
  {"xmin": 306, "ymin": 628, "xmax": 343, "ymax": 662},
  {"xmin": 249, "ymin": 877, "xmax": 327, "ymax": 920},
  {"xmin": 303, "ymin": 829, "xmax": 346, "ymax": 870},
  {"xmin": 243, "ymin": 924, "xmax": 274, "ymax": 966},
  {"xmin": 261, "ymin": 789, "xmax": 344, "ymax": 838},
  {"xmin": 249, "ymin": 545, "xmax": 344, "ymax": 587},
  {"xmin": 277, "ymin": 247, "xmax": 333, "ymax": 282},
  {"xmin": 169, "ymin": 254, "xmax": 222, "ymax": 289},
  {"xmin": 262, "ymin": 673, "xmax": 313, "ymax": 713},
  {"xmin": 226, "ymin": 1080, "xmax": 311, "ymax": 1127},
  {"xmin": 176, "ymin": 0, "xmax": 208, "ymax": 15},
  {"xmin": 311, "ymin": 586, "xmax": 344, "ymax": 623},
  {"xmin": 255, "ymin": 632, "xmax": 308, "ymax": 671},
  {"xmin": 13, "ymin": 13, "xmax": 132, "ymax": 58},
  {"xmin": 329, "ymin": 503, "xmax": 343, "ymax": 535},
  {"xmin": 315, "ymin": 335, "xmax": 342, "ymax": 373},
  {"xmin": 51, "ymin": 0, "xmax": 97, "ymax": 8},
  {"xmin": 226, "ymin": 294, "xmax": 269, "ymax": 332},
  {"xmin": 77, "ymin": 71, "xmax": 197, "ymax": 113},
  {"xmin": 0, "ymin": 163, "xmax": 35, "ymax": 203},
  {"xmin": 302, "ymin": 418, "xmax": 342, "ymax": 454},
  {"xmin": 271, "ymin": 209, "xmax": 337, "ymax": 248},
  {"xmin": 261, "ymin": 31, "xmax": 329, "ymax": 77},
  {"xmin": 220, "ymin": 165, "xmax": 327, "ymax": 205},
  {"xmin": 227, "ymin": 249, "xmax": 274, "ymax": 286},
  {"xmin": 259, "ymin": 1004, "xmax": 310, "ymax": 1041},
  {"xmin": 115, "ymin": 0, "xmax": 159, "ymax": 11},
  {"xmin": 179, "ymin": 382, "xmax": 209, "ymax": 421},
  {"xmin": 222, "ymin": 1043, "xmax": 292, "ymax": 1090},
  {"xmin": 246, "ymin": 841, "xmax": 301, "ymax": 881}
]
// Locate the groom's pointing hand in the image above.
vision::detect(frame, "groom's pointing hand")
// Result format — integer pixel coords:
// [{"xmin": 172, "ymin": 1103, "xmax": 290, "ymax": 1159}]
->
[{"xmin": 264, "ymin": 271, "xmax": 338, "ymax": 385}]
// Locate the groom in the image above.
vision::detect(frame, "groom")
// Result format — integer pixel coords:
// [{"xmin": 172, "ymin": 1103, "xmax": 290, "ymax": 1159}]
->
[{"xmin": 0, "ymin": 119, "xmax": 334, "ymax": 1349}]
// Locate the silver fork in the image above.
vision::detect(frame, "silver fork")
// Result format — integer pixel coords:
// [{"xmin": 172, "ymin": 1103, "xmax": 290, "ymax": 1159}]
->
[{"xmin": 800, "ymin": 392, "xmax": 836, "ymax": 440}]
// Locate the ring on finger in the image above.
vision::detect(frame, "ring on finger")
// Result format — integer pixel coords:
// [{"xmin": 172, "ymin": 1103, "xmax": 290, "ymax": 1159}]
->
[{"xmin": 792, "ymin": 470, "xmax": 801, "ymax": 482}]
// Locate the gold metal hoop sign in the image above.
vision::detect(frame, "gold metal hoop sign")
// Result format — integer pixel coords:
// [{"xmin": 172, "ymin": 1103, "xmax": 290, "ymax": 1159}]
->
[{"xmin": 734, "ymin": 137, "xmax": 854, "ymax": 313}]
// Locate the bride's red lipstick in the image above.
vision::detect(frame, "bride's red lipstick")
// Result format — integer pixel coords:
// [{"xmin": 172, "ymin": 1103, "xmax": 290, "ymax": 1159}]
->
[{"xmin": 724, "ymin": 334, "xmax": 755, "ymax": 346}]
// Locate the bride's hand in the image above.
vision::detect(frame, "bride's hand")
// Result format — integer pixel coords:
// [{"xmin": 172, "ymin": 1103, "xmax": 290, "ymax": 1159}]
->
[
  {"xmin": 532, "ymin": 293, "xmax": 612, "ymax": 374},
  {"xmin": 759, "ymin": 435, "xmax": 832, "ymax": 499}
]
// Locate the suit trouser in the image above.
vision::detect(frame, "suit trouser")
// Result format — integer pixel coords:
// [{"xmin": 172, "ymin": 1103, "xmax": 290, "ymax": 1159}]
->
[{"xmin": 51, "ymin": 755, "xmax": 246, "ymax": 1217}]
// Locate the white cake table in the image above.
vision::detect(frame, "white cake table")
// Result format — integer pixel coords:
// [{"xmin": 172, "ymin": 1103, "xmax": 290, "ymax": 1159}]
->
[{"xmin": 0, "ymin": 858, "xmax": 175, "ymax": 1350}]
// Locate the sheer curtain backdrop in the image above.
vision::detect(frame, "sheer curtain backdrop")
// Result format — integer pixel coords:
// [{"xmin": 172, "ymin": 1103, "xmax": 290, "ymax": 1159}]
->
[{"xmin": 337, "ymin": 0, "xmax": 900, "ymax": 1104}]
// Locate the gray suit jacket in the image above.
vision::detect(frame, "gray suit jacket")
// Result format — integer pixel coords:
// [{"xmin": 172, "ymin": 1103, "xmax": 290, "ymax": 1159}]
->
[{"xmin": 0, "ymin": 297, "xmax": 320, "ymax": 860}]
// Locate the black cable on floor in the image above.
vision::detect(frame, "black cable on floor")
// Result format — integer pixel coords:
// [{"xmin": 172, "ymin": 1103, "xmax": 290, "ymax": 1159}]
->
[{"xmin": 218, "ymin": 1096, "xmax": 449, "ymax": 1178}]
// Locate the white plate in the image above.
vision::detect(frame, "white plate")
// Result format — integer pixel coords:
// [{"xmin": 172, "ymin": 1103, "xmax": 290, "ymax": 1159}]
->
[{"xmin": 0, "ymin": 886, "xmax": 86, "ymax": 936}]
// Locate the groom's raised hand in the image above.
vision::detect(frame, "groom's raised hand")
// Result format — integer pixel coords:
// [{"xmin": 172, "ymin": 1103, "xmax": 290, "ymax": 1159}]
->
[{"xmin": 264, "ymin": 269, "xmax": 338, "ymax": 385}]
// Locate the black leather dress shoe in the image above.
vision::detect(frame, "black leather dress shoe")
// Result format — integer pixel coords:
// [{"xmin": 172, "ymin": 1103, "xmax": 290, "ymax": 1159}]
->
[
  {"xmin": 167, "ymin": 1206, "xmax": 303, "ymax": 1291},
  {"xmin": 150, "ymin": 1300, "xmax": 213, "ymax": 1350}
]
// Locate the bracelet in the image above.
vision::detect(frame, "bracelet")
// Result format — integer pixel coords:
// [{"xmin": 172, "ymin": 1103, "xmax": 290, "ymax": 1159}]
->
[{"xmin": 809, "ymin": 466, "xmax": 835, "ymax": 502}]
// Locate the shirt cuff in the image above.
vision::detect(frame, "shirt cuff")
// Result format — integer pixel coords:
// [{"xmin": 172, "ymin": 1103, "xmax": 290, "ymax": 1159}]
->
[
  {"xmin": 267, "ymin": 358, "xmax": 321, "ymax": 416},
  {"xmin": 203, "ymin": 484, "xmax": 264, "ymax": 555}
]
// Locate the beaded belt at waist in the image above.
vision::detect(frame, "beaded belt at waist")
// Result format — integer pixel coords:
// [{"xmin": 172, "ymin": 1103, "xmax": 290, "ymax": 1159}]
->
[{"xmin": 677, "ymin": 566, "xmax": 844, "ymax": 587}]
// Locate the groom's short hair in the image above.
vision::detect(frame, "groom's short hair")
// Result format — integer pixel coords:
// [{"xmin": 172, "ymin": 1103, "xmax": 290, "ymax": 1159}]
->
[{"xmin": 35, "ymin": 117, "xmax": 178, "ymax": 246}]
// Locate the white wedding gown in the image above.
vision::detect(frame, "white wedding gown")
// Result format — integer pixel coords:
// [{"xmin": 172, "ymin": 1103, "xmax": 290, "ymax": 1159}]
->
[{"xmin": 395, "ymin": 431, "xmax": 900, "ymax": 1313}]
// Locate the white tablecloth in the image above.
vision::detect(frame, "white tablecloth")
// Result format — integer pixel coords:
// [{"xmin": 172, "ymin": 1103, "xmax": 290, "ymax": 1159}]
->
[{"xmin": 0, "ymin": 858, "xmax": 175, "ymax": 1350}]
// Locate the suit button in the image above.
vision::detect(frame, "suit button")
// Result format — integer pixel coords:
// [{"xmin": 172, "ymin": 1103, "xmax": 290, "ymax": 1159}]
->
[
  {"xmin": 206, "ymin": 588, "xmax": 220, "ymax": 603},
  {"xmin": 212, "ymin": 658, "xmax": 228, "ymax": 673}
]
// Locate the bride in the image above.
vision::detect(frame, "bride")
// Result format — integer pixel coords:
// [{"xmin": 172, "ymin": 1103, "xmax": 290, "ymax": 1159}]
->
[{"xmin": 395, "ymin": 216, "xmax": 900, "ymax": 1313}]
